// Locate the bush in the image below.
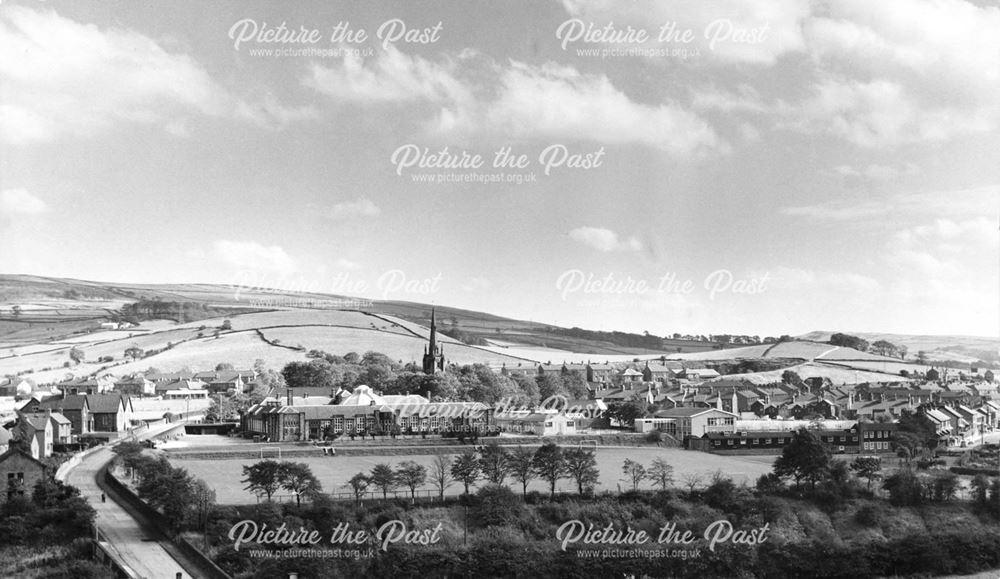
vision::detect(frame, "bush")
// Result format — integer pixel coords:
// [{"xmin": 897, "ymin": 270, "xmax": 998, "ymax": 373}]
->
[{"xmin": 473, "ymin": 484, "xmax": 524, "ymax": 527}]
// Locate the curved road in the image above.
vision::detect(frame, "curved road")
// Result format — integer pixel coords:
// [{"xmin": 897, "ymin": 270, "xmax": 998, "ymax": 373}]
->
[{"xmin": 64, "ymin": 423, "xmax": 203, "ymax": 579}]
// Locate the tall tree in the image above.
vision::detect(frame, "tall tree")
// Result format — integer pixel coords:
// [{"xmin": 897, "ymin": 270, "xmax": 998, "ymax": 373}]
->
[
  {"xmin": 507, "ymin": 446, "xmax": 537, "ymax": 496},
  {"xmin": 773, "ymin": 428, "xmax": 831, "ymax": 489},
  {"xmin": 849, "ymin": 456, "xmax": 882, "ymax": 491},
  {"xmin": 563, "ymin": 448, "xmax": 600, "ymax": 494},
  {"xmin": 478, "ymin": 442, "xmax": 511, "ymax": 486},
  {"xmin": 430, "ymin": 455, "xmax": 453, "ymax": 500},
  {"xmin": 345, "ymin": 473, "xmax": 369, "ymax": 505},
  {"xmin": 278, "ymin": 462, "xmax": 322, "ymax": 507},
  {"xmin": 395, "ymin": 461, "xmax": 428, "ymax": 500},
  {"xmin": 369, "ymin": 464, "xmax": 398, "ymax": 499},
  {"xmin": 241, "ymin": 460, "xmax": 283, "ymax": 502},
  {"xmin": 532, "ymin": 443, "xmax": 566, "ymax": 497},
  {"xmin": 648, "ymin": 457, "xmax": 675, "ymax": 490},
  {"xmin": 622, "ymin": 459, "xmax": 647, "ymax": 491},
  {"xmin": 450, "ymin": 450, "xmax": 481, "ymax": 495}
]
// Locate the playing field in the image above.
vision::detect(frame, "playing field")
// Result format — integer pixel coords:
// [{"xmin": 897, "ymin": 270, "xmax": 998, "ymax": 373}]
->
[{"xmin": 171, "ymin": 442, "xmax": 776, "ymax": 504}]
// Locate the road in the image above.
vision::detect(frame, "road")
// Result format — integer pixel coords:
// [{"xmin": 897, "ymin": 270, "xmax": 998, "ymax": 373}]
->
[{"xmin": 65, "ymin": 423, "xmax": 203, "ymax": 579}]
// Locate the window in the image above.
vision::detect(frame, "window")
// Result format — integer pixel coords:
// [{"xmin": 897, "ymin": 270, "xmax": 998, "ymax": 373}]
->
[
  {"xmin": 545, "ymin": 422, "xmax": 553, "ymax": 427},
  {"xmin": 752, "ymin": 438, "xmax": 759, "ymax": 445},
  {"xmin": 765, "ymin": 438, "xmax": 772, "ymax": 444},
  {"xmin": 727, "ymin": 439, "xmax": 734, "ymax": 446},
  {"xmin": 714, "ymin": 440, "xmax": 721, "ymax": 447}
]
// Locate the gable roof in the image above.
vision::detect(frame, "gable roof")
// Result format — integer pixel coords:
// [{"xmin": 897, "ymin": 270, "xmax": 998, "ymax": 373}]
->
[
  {"xmin": 85, "ymin": 393, "xmax": 130, "ymax": 413},
  {"xmin": 0, "ymin": 447, "xmax": 47, "ymax": 469}
]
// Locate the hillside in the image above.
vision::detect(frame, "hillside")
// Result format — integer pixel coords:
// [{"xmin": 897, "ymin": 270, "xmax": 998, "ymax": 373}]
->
[{"xmin": 799, "ymin": 330, "xmax": 999, "ymax": 367}]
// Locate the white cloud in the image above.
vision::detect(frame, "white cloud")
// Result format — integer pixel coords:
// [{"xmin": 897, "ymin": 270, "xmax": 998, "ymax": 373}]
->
[
  {"xmin": 327, "ymin": 198, "xmax": 381, "ymax": 220},
  {"xmin": 483, "ymin": 61, "xmax": 722, "ymax": 156},
  {"xmin": 306, "ymin": 45, "xmax": 472, "ymax": 106},
  {"xmin": 781, "ymin": 185, "xmax": 998, "ymax": 222},
  {"xmin": 306, "ymin": 50, "xmax": 722, "ymax": 156},
  {"xmin": 560, "ymin": 0, "xmax": 809, "ymax": 65},
  {"xmin": 0, "ymin": 188, "xmax": 47, "ymax": 215},
  {"xmin": 0, "ymin": 6, "xmax": 310, "ymax": 144},
  {"xmin": 213, "ymin": 240, "xmax": 295, "ymax": 275},
  {"xmin": 569, "ymin": 227, "xmax": 643, "ymax": 252}
]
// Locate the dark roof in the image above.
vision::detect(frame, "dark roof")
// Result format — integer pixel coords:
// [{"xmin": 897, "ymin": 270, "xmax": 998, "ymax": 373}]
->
[
  {"xmin": 0, "ymin": 448, "xmax": 47, "ymax": 469},
  {"xmin": 39, "ymin": 395, "xmax": 89, "ymax": 411},
  {"xmin": 85, "ymin": 394, "xmax": 128, "ymax": 413}
]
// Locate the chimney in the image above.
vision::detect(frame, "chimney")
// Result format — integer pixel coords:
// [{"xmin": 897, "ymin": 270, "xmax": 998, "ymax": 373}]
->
[{"xmin": 287, "ymin": 389, "xmax": 293, "ymax": 407}]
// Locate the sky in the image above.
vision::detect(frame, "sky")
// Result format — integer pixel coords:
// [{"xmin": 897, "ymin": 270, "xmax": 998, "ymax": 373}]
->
[{"xmin": 0, "ymin": 0, "xmax": 997, "ymax": 338}]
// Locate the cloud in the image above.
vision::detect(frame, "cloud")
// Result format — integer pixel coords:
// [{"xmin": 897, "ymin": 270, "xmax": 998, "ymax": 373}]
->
[
  {"xmin": 569, "ymin": 227, "xmax": 643, "ymax": 252},
  {"xmin": 306, "ymin": 45, "xmax": 472, "ymax": 106},
  {"xmin": 559, "ymin": 0, "xmax": 810, "ymax": 65},
  {"xmin": 213, "ymin": 240, "xmax": 295, "ymax": 274},
  {"xmin": 306, "ymin": 50, "xmax": 722, "ymax": 156},
  {"xmin": 327, "ymin": 198, "xmax": 381, "ymax": 220},
  {"xmin": 483, "ymin": 61, "xmax": 722, "ymax": 156},
  {"xmin": 0, "ymin": 188, "xmax": 47, "ymax": 215},
  {"xmin": 781, "ymin": 185, "xmax": 998, "ymax": 222},
  {"xmin": 0, "ymin": 6, "xmax": 310, "ymax": 144}
]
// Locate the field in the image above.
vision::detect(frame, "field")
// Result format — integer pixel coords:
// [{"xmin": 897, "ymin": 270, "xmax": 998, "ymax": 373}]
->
[
  {"xmin": 712, "ymin": 361, "xmax": 914, "ymax": 385},
  {"xmin": 259, "ymin": 326, "xmax": 529, "ymax": 366},
  {"xmin": 170, "ymin": 440, "xmax": 775, "ymax": 504},
  {"xmin": 103, "ymin": 331, "xmax": 306, "ymax": 375}
]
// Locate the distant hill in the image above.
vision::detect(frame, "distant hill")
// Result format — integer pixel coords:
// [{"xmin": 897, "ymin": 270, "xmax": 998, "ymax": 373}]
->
[{"xmin": 799, "ymin": 330, "xmax": 999, "ymax": 367}]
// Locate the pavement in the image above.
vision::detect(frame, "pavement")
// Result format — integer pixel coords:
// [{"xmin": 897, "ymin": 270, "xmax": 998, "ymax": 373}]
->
[{"xmin": 64, "ymin": 422, "xmax": 202, "ymax": 579}]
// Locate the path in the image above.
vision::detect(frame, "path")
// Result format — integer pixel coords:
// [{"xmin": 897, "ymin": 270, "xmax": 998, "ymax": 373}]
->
[{"xmin": 65, "ymin": 422, "xmax": 204, "ymax": 579}]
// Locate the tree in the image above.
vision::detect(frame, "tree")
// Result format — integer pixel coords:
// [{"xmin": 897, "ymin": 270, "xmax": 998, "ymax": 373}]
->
[
  {"xmin": 450, "ymin": 450, "xmax": 481, "ymax": 495},
  {"xmin": 648, "ymin": 457, "xmax": 675, "ymax": 490},
  {"xmin": 681, "ymin": 473, "xmax": 704, "ymax": 493},
  {"xmin": 395, "ymin": 461, "xmax": 428, "ymax": 500},
  {"xmin": 563, "ymin": 448, "xmax": 599, "ymax": 495},
  {"xmin": 11, "ymin": 305, "xmax": 22, "ymax": 317},
  {"xmin": 124, "ymin": 344, "xmax": 144, "ymax": 360},
  {"xmin": 430, "ymin": 455, "xmax": 453, "ymax": 500},
  {"xmin": 829, "ymin": 333, "xmax": 869, "ymax": 352},
  {"xmin": 478, "ymin": 442, "xmax": 510, "ymax": 486},
  {"xmin": 870, "ymin": 340, "xmax": 901, "ymax": 359},
  {"xmin": 221, "ymin": 319, "xmax": 232, "ymax": 330},
  {"xmin": 781, "ymin": 370, "xmax": 802, "ymax": 386},
  {"xmin": 278, "ymin": 462, "xmax": 322, "ymax": 507},
  {"xmin": 883, "ymin": 468, "xmax": 927, "ymax": 506},
  {"xmin": 849, "ymin": 456, "xmax": 882, "ymax": 491},
  {"xmin": 215, "ymin": 362, "xmax": 235, "ymax": 371},
  {"xmin": 368, "ymin": 464, "xmax": 397, "ymax": 499},
  {"xmin": 507, "ymin": 446, "xmax": 536, "ymax": 496},
  {"xmin": 773, "ymin": 428, "xmax": 831, "ymax": 489},
  {"xmin": 622, "ymin": 459, "xmax": 647, "ymax": 491},
  {"xmin": 242, "ymin": 460, "xmax": 282, "ymax": 502},
  {"xmin": 69, "ymin": 347, "xmax": 85, "ymax": 365},
  {"xmin": 606, "ymin": 400, "xmax": 647, "ymax": 428},
  {"xmin": 345, "ymin": 473, "xmax": 369, "ymax": 505},
  {"xmin": 533, "ymin": 443, "xmax": 566, "ymax": 497},
  {"xmin": 931, "ymin": 472, "xmax": 959, "ymax": 502}
]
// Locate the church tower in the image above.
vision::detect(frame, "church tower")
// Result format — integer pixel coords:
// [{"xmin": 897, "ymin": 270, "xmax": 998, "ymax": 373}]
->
[{"xmin": 422, "ymin": 308, "xmax": 445, "ymax": 374}]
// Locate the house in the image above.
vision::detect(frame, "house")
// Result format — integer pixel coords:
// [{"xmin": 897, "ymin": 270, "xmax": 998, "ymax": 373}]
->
[
  {"xmin": 587, "ymin": 363, "xmax": 615, "ymax": 383},
  {"xmin": 643, "ymin": 361, "xmax": 682, "ymax": 383},
  {"xmin": 57, "ymin": 376, "xmax": 114, "ymax": 396},
  {"xmin": 114, "ymin": 375, "xmax": 156, "ymax": 397},
  {"xmin": 86, "ymin": 394, "xmax": 134, "ymax": 432},
  {"xmin": 498, "ymin": 413, "xmax": 577, "ymax": 436},
  {"xmin": 621, "ymin": 368, "xmax": 643, "ymax": 382},
  {"xmin": 0, "ymin": 448, "xmax": 48, "ymax": 503},
  {"xmin": 155, "ymin": 379, "xmax": 206, "ymax": 397},
  {"xmin": 17, "ymin": 411, "xmax": 53, "ymax": 458},
  {"xmin": 32, "ymin": 395, "xmax": 91, "ymax": 436},
  {"xmin": 642, "ymin": 407, "xmax": 737, "ymax": 438},
  {"xmin": 499, "ymin": 363, "xmax": 536, "ymax": 378}
]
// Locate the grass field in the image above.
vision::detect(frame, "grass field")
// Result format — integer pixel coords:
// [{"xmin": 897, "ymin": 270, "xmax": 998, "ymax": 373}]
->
[
  {"xmin": 104, "ymin": 332, "xmax": 305, "ymax": 375},
  {"xmin": 260, "ymin": 326, "xmax": 529, "ymax": 366},
  {"xmin": 171, "ymin": 442, "xmax": 775, "ymax": 504}
]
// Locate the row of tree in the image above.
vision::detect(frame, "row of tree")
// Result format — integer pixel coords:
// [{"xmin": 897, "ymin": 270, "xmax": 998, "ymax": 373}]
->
[{"xmin": 114, "ymin": 441, "xmax": 216, "ymax": 531}]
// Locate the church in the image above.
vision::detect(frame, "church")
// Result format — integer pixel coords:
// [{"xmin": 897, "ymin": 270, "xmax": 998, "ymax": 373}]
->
[{"xmin": 422, "ymin": 308, "xmax": 445, "ymax": 374}]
